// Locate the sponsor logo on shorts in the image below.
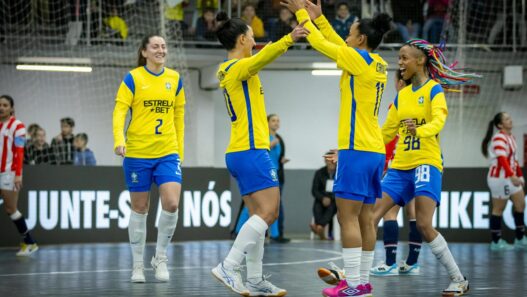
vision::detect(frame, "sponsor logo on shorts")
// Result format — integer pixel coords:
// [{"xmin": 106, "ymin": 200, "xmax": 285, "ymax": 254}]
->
[
  {"xmin": 270, "ymin": 169, "xmax": 278, "ymax": 182},
  {"xmin": 131, "ymin": 172, "xmax": 139, "ymax": 183}
]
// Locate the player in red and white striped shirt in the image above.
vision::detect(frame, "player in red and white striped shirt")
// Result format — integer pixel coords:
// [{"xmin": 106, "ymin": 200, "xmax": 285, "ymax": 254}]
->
[
  {"xmin": 0, "ymin": 95, "xmax": 38, "ymax": 256},
  {"xmin": 481, "ymin": 112, "xmax": 526, "ymax": 250}
]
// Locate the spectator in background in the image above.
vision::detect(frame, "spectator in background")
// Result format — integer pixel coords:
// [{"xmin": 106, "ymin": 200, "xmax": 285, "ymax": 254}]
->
[
  {"xmin": 311, "ymin": 150, "xmax": 337, "ymax": 240},
  {"xmin": 24, "ymin": 127, "xmax": 56, "ymax": 165},
  {"xmin": 165, "ymin": 0, "xmax": 189, "ymax": 35},
  {"xmin": 51, "ymin": 117, "xmax": 75, "ymax": 165},
  {"xmin": 73, "ymin": 133, "xmax": 96, "ymax": 166},
  {"xmin": 268, "ymin": 114, "xmax": 290, "ymax": 243},
  {"xmin": 422, "ymin": 0, "xmax": 448, "ymax": 43},
  {"xmin": 331, "ymin": 2, "xmax": 357, "ymax": 40},
  {"xmin": 272, "ymin": 7, "xmax": 295, "ymax": 41},
  {"xmin": 242, "ymin": 4, "xmax": 266, "ymax": 40},
  {"xmin": 26, "ymin": 123, "xmax": 41, "ymax": 146},
  {"xmin": 104, "ymin": 8, "xmax": 128, "ymax": 42},
  {"xmin": 391, "ymin": 0, "xmax": 423, "ymax": 42},
  {"xmin": 195, "ymin": 7, "xmax": 217, "ymax": 41},
  {"xmin": 190, "ymin": 0, "xmax": 219, "ymax": 35}
]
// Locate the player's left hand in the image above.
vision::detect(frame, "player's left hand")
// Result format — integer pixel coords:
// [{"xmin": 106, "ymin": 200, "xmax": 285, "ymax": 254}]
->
[
  {"xmin": 14, "ymin": 175, "xmax": 22, "ymax": 192},
  {"xmin": 281, "ymin": 0, "xmax": 305, "ymax": 13},
  {"xmin": 404, "ymin": 119, "xmax": 417, "ymax": 136},
  {"xmin": 290, "ymin": 20, "xmax": 310, "ymax": 42},
  {"xmin": 281, "ymin": 157, "xmax": 290, "ymax": 164}
]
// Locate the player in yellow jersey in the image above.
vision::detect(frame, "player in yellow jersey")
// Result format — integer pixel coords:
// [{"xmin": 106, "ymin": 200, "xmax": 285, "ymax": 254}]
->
[
  {"xmin": 112, "ymin": 34, "xmax": 185, "ymax": 283},
  {"xmin": 372, "ymin": 39, "xmax": 479, "ymax": 296},
  {"xmin": 210, "ymin": 11, "xmax": 308, "ymax": 297},
  {"xmin": 282, "ymin": 1, "xmax": 390, "ymax": 296}
]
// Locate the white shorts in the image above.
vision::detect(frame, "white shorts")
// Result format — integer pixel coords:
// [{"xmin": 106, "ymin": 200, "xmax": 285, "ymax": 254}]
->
[
  {"xmin": 0, "ymin": 172, "xmax": 15, "ymax": 191},
  {"xmin": 487, "ymin": 176, "xmax": 523, "ymax": 199}
]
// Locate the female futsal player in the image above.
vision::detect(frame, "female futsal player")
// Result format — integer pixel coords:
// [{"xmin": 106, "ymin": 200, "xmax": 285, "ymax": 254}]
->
[
  {"xmin": 373, "ymin": 39, "xmax": 479, "ymax": 296},
  {"xmin": 211, "ymin": 11, "xmax": 309, "ymax": 297},
  {"xmin": 481, "ymin": 112, "xmax": 527, "ymax": 250},
  {"xmin": 113, "ymin": 34, "xmax": 185, "ymax": 283},
  {"xmin": 370, "ymin": 70, "xmax": 422, "ymax": 276},
  {"xmin": 0, "ymin": 95, "xmax": 38, "ymax": 256},
  {"xmin": 282, "ymin": 0, "xmax": 391, "ymax": 296}
]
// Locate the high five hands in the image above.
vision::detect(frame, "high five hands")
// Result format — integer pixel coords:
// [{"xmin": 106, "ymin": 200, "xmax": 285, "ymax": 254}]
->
[{"xmin": 281, "ymin": 0, "xmax": 322, "ymax": 20}]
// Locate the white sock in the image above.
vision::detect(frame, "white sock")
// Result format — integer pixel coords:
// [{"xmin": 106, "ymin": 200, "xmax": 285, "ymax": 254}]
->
[
  {"xmin": 128, "ymin": 210, "xmax": 147, "ymax": 265},
  {"xmin": 360, "ymin": 250, "xmax": 374, "ymax": 284},
  {"xmin": 156, "ymin": 209, "xmax": 178, "ymax": 258},
  {"xmin": 224, "ymin": 215, "xmax": 268, "ymax": 270},
  {"xmin": 10, "ymin": 210, "xmax": 22, "ymax": 220},
  {"xmin": 343, "ymin": 247, "xmax": 362, "ymax": 287},
  {"xmin": 246, "ymin": 232, "xmax": 265, "ymax": 281},
  {"xmin": 427, "ymin": 233, "xmax": 464, "ymax": 282}
]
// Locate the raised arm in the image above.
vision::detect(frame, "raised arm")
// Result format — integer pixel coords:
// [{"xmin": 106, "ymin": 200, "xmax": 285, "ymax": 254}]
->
[
  {"xmin": 415, "ymin": 85, "xmax": 448, "ymax": 138},
  {"xmin": 295, "ymin": 9, "xmax": 340, "ymax": 61},
  {"xmin": 174, "ymin": 76, "xmax": 186, "ymax": 163},
  {"xmin": 382, "ymin": 99, "xmax": 400, "ymax": 144},
  {"xmin": 305, "ymin": 0, "xmax": 346, "ymax": 46}
]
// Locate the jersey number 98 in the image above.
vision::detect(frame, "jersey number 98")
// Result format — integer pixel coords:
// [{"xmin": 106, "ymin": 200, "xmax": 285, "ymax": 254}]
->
[{"xmin": 403, "ymin": 135, "xmax": 420, "ymax": 151}]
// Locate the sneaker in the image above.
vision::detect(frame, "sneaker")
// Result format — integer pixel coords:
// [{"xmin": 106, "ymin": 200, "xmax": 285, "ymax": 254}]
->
[
  {"xmin": 362, "ymin": 283, "xmax": 373, "ymax": 297},
  {"xmin": 151, "ymin": 255, "xmax": 169, "ymax": 282},
  {"xmin": 370, "ymin": 261, "xmax": 398, "ymax": 276},
  {"xmin": 16, "ymin": 243, "xmax": 39, "ymax": 256},
  {"xmin": 246, "ymin": 275, "xmax": 287, "ymax": 296},
  {"xmin": 514, "ymin": 237, "xmax": 527, "ymax": 249},
  {"xmin": 322, "ymin": 280, "xmax": 368, "ymax": 297},
  {"xmin": 318, "ymin": 262, "xmax": 345, "ymax": 285},
  {"xmin": 398, "ymin": 261, "xmax": 420, "ymax": 275},
  {"xmin": 131, "ymin": 263, "xmax": 145, "ymax": 283},
  {"xmin": 442, "ymin": 276, "xmax": 469, "ymax": 296},
  {"xmin": 211, "ymin": 262, "xmax": 250, "ymax": 296},
  {"xmin": 490, "ymin": 239, "xmax": 514, "ymax": 251}
]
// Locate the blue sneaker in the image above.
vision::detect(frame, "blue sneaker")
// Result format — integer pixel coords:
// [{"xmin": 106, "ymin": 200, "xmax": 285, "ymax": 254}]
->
[
  {"xmin": 398, "ymin": 261, "xmax": 420, "ymax": 275},
  {"xmin": 370, "ymin": 261, "xmax": 398, "ymax": 276},
  {"xmin": 514, "ymin": 237, "xmax": 527, "ymax": 249},
  {"xmin": 490, "ymin": 239, "xmax": 514, "ymax": 251}
]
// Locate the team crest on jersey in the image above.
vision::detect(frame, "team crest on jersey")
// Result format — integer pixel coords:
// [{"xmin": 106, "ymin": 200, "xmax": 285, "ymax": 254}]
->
[
  {"xmin": 165, "ymin": 82, "xmax": 171, "ymax": 90},
  {"xmin": 270, "ymin": 169, "xmax": 278, "ymax": 182},
  {"xmin": 418, "ymin": 96, "xmax": 424, "ymax": 105},
  {"xmin": 217, "ymin": 71, "xmax": 225, "ymax": 81},
  {"xmin": 131, "ymin": 172, "xmax": 139, "ymax": 183}
]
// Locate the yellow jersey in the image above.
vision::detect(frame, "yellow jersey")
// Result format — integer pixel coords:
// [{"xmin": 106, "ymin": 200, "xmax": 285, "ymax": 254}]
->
[
  {"xmin": 113, "ymin": 66, "xmax": 186, "ymax": 160},
  {"xmin": 217, "ymin": 34, "xmax": 294, "ymax": 153},
  {"xmin": 382, "ymin": 80, "xmax": 448, "ymax": 171},
  {"xmin": 296, "ymin": 9, "xmax": 387, "ymax": 154}
]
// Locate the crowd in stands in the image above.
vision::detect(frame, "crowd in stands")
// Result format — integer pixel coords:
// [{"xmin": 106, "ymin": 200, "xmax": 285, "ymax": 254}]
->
[{"xmin": 24, "ymin": 117, "xmax": 96, "ymax": 166}]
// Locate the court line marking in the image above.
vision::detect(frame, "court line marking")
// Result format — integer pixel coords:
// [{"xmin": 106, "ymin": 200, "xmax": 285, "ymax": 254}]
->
[{"xmin": 0, "ymin": 246, "xmax": 342, "ymax": 277}]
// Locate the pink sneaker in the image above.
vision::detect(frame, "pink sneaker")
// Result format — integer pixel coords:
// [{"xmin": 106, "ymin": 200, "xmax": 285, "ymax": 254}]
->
[
  {"xmin": 363, "ymin": 283, "xmax": 373, "ymax": 297},
  {"xmin": 322, "ymin": 280, "xmax": 368, "ymax": 297}
]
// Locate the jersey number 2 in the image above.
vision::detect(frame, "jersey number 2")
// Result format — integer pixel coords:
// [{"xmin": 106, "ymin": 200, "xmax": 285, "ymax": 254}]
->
[{"xmin": 155, "ymin": 119, "xmax": 163, "ymax": 134}]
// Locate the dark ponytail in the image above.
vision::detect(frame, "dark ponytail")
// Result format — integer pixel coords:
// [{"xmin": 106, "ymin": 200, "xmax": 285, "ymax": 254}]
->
[
  {"xmin": 481, "ymin": 112, "xmax": 505, "ymax": 158},
  {"xmin": 216, "ymin": 11, "xmax": 249, "ymax": 51},
  {"xmin": 137, "ymin": 34, "xmax": 163, "ymax": 67},
  {"xmin": 357, "ymin": 13, "xmax": 392, "ymax": 50}
]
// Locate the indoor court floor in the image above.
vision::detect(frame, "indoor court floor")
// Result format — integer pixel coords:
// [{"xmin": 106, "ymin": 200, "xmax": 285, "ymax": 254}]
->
[{"xmin": 0, "ymin": 240, "xmax": 525, "ymax": 296}]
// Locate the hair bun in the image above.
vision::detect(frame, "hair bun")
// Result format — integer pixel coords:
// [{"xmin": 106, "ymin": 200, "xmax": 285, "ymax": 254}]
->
[
  {"xmin": 372, "ymin": 13, "xmax": 392, "ymax": 35},
  {"xmin": 216, "ymin": 11, "xmax": 229, "ymax": 22}
]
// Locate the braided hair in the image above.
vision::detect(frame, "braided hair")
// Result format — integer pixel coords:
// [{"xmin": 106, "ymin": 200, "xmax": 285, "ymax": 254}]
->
[{"xmin": 404, "ymin": 39, "xmax": 481, "ymax": 88}]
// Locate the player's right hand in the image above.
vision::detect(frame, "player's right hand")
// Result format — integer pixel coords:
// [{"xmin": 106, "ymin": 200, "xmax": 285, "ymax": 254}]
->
[
  {"xmin": 305, "ymin": 0, "xmax": 322, "ymax": 20},
  {"xmin": 511, "ymin": 175, "xmax": 522, "ymax": 187},
  {"xmin": 115, "ymin": 146, "xmax": 126, "ymax": 157}
]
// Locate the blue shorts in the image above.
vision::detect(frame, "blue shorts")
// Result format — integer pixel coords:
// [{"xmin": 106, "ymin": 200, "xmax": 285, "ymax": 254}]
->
[
  {"xmin": 123, "ymin": 154, "xmax": 182, "ymax": 192},
  {"xmin": 226, "ymin": 149, "xmax": 279, "ymax": 196},
  {"xmin": 382, "ymin": 164, "xmax": 442, "ymax": 206},
  {"xmin": 333, "ymin": 149, "xmax": 385, "ymax": 204}
]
